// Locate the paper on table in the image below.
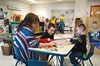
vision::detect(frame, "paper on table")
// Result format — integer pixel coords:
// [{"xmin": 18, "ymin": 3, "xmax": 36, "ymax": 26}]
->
[{"xmin": 54, "ymin": 36, "xmax": 62, "ymax": 40}]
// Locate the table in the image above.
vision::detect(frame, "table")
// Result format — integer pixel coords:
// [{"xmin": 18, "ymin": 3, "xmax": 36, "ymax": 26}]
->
[
  {"xmin": 54, "ymin": 34, "xmax": 74, "ymax": 40},
  {"xmin": 28, "ymin": 39, "xmax": 74, "ymax": 66}
]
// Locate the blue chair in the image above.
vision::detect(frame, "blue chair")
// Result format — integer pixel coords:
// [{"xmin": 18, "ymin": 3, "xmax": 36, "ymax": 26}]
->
[
  {"xmin": 13, "ymin": 46, "xmax": 47, "ymax": 66},
  {"xmin": 78, "ymin": 44, "xmax": 94, "ymax": 66},
  {"xmin": 77, "ymin": 32, "xmax": 95, "ymax": 66},
  {"xmin": 88, "ymin": 31, "xmax": 100, "ymax": 49}
]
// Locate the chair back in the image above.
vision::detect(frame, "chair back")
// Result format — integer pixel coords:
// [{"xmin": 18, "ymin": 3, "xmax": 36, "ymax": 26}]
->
[
  {"xmin": 86, "ymin": 44, "xmax": 94, "ymax": 59},
  {"xmin": 88, "ymin": 32, "xmax": 93, "ymax": 44},
  {"xmin": 13, "ymin": 46, "xmax": 27, "ymax": 64},
  {"xmin": 13, "ymin": 45, "xmax": 47, "ymax": 66}
]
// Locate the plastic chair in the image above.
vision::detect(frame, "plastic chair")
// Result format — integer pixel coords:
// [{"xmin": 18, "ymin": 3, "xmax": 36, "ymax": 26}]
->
[
  {"xmin": 13, "ymin": 46, "xmax": 47, "ymax": 66},
  {"xmin": 27, "ymin": 60, "xmax": 47, "ymax": 66},
  {"xmin": 77, "ymin": 32, "xmax": 95, "ymax": 66},
  {"xmin": 78, "ymin": 44, "xmax": 94, "ymax": 66}
]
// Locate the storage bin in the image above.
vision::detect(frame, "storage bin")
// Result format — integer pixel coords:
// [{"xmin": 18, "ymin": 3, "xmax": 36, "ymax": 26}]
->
[{"xmin": 1, "ymin": 44, "xmax": 12, "ymax": 55}]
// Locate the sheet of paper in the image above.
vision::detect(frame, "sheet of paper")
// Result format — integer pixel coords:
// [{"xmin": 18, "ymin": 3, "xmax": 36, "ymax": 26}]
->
[{"xmin": 54, "ymin": 36, "xmax": 62, "ymax": 40}]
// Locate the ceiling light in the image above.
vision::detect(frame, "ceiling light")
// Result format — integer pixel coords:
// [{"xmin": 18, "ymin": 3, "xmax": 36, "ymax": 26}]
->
[
  {"xmin": 57, "ymin": 0, "xmax": 63, "ymax": 1},
  {"xmin": 27, "ymin": 0, "xmax": 38, "ymax": 3}
]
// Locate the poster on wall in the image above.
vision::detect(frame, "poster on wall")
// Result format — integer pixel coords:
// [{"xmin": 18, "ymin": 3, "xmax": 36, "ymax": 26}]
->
[
  {"xmin": 0, "ymin": 8, "xmax": 4, "ymax": 19},
  {"xmin": 51, "ymin": 9, "xmax": 74, "ymax": 28}
]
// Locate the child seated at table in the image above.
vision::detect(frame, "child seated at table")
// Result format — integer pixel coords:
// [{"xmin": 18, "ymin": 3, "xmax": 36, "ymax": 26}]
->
[
  {"xmin": 39, "ymin": 23, "xmax": 56, "ymax": 43},
  {"xmin": 66, "ymin": 23, "xmax": 87, "ymax": 66},
  {"xmin": 39, "ymin": 23, "xmax": 56, "ymax": 64}
]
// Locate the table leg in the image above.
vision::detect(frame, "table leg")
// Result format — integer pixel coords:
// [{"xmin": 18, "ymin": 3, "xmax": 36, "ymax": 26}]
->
[{"xmin": 60, "ymin": 56, "xmax": 64, "ymax": 66}]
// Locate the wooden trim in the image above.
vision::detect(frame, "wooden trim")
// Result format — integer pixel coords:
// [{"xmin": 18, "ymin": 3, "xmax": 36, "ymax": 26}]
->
[{"xmin": 90, "ymin": 5, "xmax": 100, "ymax": 17}]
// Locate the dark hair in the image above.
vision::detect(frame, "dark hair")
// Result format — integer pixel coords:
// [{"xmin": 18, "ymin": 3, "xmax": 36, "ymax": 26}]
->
[
  {"xmin": 45, "ymin": 18, "xmax": 49, "ymax": 22},
  {"xmin": 48, "ymin": 23, "xmax": 56, "ymax": 29},
  {"xmin": 77, "ymin": 23, "xmax": 86, "ymax": 31},
  {"xmin": 17, "ymin": 13, "xmax": 39, "ymax": 32}
]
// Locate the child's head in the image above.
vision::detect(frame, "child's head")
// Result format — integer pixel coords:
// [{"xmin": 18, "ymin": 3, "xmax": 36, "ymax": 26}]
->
[
  {"xmin": 76, "ymin": 23, "xmax": 86, "ymax": 34},
  {"xmin": 17, "ymin": 13, "xmax": 39, "ymax": 31},
  {"xmin": 47, "ymin": 23, "xmax": 56, "ymax": 35},
  {"xmin": 0, "ymin": 27, "xmax": 4, "ymax": 33},
  {"xmin": 45, "ymin": 18, "xmax": 49, "ymax": 22}
]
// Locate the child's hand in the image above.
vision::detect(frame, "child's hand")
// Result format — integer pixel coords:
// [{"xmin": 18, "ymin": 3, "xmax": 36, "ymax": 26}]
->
[
  {"xmin": 49, "ymin": 41, "xmax": 57, "ymax": 46},
  {"xmin": 48, "ymin": 38, "xmax": 51, "ymax": 41},
  {"xmin": 65, "ymin": 38, "xmax": 70, "ymax": 42}
]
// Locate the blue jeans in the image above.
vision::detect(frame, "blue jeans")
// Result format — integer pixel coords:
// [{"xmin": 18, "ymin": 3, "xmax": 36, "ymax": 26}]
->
[{"xmin": 69, "ymin": 52, "xmax": 83, "ymax": 66}]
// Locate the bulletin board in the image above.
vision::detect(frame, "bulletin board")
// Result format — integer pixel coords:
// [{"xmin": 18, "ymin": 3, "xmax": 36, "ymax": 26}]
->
[{"xmin": 51, "ymin": 9, "xmax": 74, "ymax": 27}]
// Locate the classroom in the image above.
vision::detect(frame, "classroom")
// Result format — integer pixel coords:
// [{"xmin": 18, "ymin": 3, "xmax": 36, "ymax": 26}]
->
[{"xmin": 0, "ymin": 0, "xmax": 100, "ymax": 66}]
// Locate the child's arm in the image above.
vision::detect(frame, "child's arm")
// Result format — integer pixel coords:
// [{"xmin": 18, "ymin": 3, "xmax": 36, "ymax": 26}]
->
[
  {"xmin": 66, "ymin": 35, "xmax": 86, "ymax": 45},
  {"xmin": 39, "ymin": 41, "xmax": 57, "ymax": 48}
]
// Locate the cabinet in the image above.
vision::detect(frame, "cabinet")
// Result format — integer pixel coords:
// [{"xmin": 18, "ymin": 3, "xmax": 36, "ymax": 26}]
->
[
  {"xmin": 10, "ymin": 22, "xmax": 20, "ymax": 45},
  {"xmin": 10, "ymin": 22, "xmax": 19, "ymax": 55},
  {"xmin": 86, "ymin": 17, "xmax": 100, "ymax": 54}
]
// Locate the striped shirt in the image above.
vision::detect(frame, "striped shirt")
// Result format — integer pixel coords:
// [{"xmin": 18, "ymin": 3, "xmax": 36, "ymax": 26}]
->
[{"xmin": 14, "ymin": 26, "xmax": 39, "ymax": 62}]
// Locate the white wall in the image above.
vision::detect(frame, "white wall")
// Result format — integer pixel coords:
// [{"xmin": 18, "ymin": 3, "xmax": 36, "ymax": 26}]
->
[
  {"xmin": 31, "ymin": 2, "xmax": 75, "ymax": 19},
  {"xmin": 0, "ymin": 0, "xmax": 31, "ymax": 19},
  {"xmin": 1, "ymin": 0, "xmax": 100, "ymax": 21},
  {"xmin": 75, "ymin": 0, "xmax": 87, "ymax": 23}
]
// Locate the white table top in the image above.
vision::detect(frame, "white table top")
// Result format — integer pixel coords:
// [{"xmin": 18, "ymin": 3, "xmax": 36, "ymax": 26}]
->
[
  {"xmin": 54, "ymin": 34, "xmax": 74, "ymax": 40},
  {"xmin": 28, "ymin": 39, "xmax": 74, "ymax": 56}
]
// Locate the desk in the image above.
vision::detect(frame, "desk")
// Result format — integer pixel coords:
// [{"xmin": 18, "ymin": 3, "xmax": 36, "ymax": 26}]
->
[
  {"xmin": 54, "ymin": 34, "xmax": 74, "ymax": 40},
  {"xmin": 28, "ymin": 40, "xmax": 74, "ymax": 66}
]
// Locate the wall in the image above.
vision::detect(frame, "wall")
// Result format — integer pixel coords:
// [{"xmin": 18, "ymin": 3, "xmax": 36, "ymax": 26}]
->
[
  {"xmin": 74, "ymin": 0, "xmax": 100, "ymax": 24},
  {"xmin": 0, "ymin": 0, "xmax": 31, "ymax": 20},
  {"xmin": 1, "ymin": 0, "xmax": 100, "ymax": 21},
  {"xmin": 31, "ymin": 2, "xmax": 75, "ymax": 19},
  {"xmin": 74, "ymin": 0, "xmax": 87, "ymax": 23},
  {"xmin": 31, "ymin": 0, "xmax": 100, "ymax": 21},
  {"xmin": 87, "ymin": 0, "xmax": 100, "ymax": 17}
]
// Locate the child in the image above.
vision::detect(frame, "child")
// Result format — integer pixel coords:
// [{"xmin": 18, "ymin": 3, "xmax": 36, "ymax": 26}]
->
[
  {"xmin": 39, "ymin": 23, "xmax": 56, "ymax": 63},
  {"xmin": 39, "ymin": 23, "xmax": 56, "ymax": 43},
  {"xmin": 44, "ymin": 18, "xmax": 50, "ymax": 31},
  {"xmin": 57, "ymin": 18, "xmax": 65, "ymax": 34},
  {"xmin": 66, "ymin": 23, "xmax": 87, "ymax": 66},
  {"xmin": 14, "ymin": 13, "xmax": 56, "ymax": 61}
]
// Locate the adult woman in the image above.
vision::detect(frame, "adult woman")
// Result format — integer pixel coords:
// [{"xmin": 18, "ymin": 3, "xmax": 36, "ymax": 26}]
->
[{"xmin": 14, "ymin": 13, "xmax": 56, "ymax": 61}]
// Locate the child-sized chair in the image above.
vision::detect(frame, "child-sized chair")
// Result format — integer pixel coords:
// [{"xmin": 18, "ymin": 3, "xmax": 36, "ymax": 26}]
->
[
  {"xmin": 77, "ymin": 32, "xmax": 95, "ymax": 66},
  {"xmin": 13, "ymin": 46, "xmax": 47, "ymax": 66},
  {"xmin": 78, "ymin": 44, "xmax": 94, "ymax": 66}
]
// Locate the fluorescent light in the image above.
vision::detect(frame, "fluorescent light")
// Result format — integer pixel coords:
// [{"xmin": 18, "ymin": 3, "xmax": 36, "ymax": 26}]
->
[
  {"xmin": 57, "ymin": 0, "xmax": 63, "ymax": 1},
  {"xmin": 27, "ymin": 0, "xmax": 38, "ymax": 3}
]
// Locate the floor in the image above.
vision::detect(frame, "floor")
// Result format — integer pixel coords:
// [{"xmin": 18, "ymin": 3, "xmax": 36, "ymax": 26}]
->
[{"xmin": 0, "ymin": 42, "xmax": 100, "ymax": 66}]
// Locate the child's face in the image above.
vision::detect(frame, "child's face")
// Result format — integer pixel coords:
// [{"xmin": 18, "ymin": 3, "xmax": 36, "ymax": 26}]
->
[
  {"xmin": 76, "ymin": 27, "xmax": 83, "ymax": 34},
  {"xmin": 0, "ymin": 30, "xmax": 4, "ymax": 33},
  {"xmin": 47, "ymin": 27, "xmax": 56, "ymax": 35},
  {"xmin": 31, "ymin": 23, "xmax": 36, "ymax": 30}
]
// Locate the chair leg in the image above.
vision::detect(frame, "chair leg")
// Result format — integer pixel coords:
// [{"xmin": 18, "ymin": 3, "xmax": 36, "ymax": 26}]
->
[
  {"xmin": 82, "ymin": 61, "xmax": 85, "ymax": 66},
  {"xmin": 76, "ymin": 58, "xmax": 81, "ymax": 64},
  {"xmin": 15, "ymin": 60, "xmax": 19, "ymax": 66},
  {"xmin": 48, "ymin": 55, "xmax": 54, "ymax": 64},
  {"xmin": 89, "ymin": 59, "xmax": 93, "ymax": 66},
  {"xmin": 25, "ymin": 63, "xmax": 28, "ymax": 66}
]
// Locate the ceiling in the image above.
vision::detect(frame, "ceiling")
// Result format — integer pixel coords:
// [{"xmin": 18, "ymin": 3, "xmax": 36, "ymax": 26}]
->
[{"xmin": 12, "ymin": 0, "xmax": 75, "ymax": 4}]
